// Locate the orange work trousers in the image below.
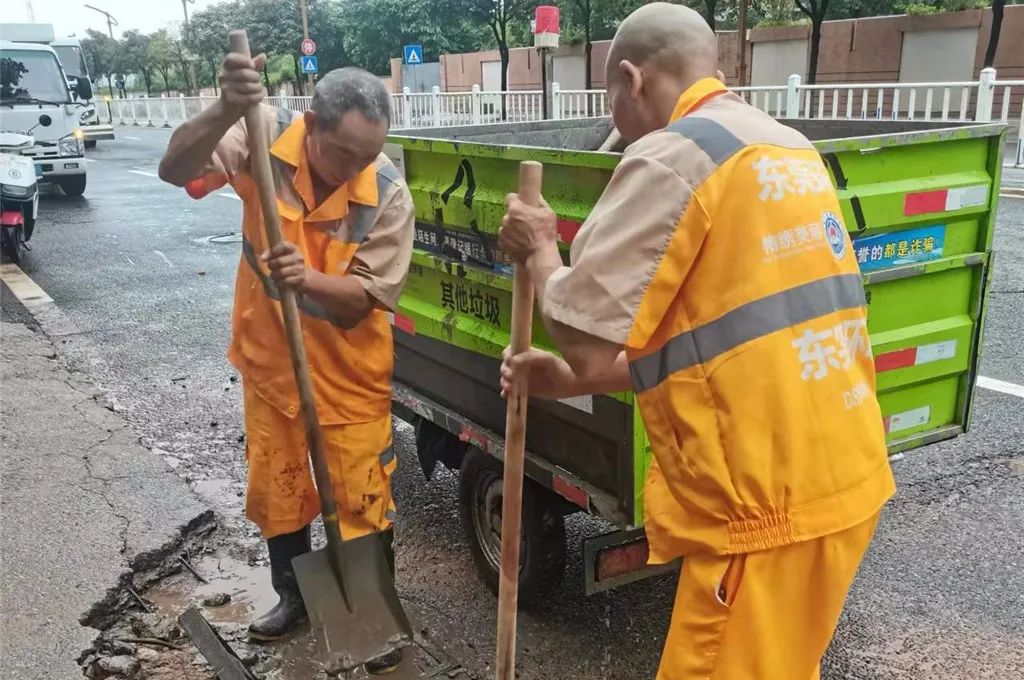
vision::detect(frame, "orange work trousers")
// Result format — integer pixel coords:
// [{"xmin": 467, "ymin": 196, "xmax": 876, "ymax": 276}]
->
[
  {"xmin": 243, "ymin": 387, "xmax": 397, "ymax": 540},
  {"xmin": 657, "ymin": 512, "xmax": 881, "ymax": 680}
]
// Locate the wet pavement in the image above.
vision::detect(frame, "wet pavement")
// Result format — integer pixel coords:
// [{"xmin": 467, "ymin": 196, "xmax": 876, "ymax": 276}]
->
[
  {"xmin": 1, "ymin": 126, "xmax": 1022, "ymax": 679},
  {"xmin": 0, "ymin": 319, "xmax": 210, "ymax": 680}
]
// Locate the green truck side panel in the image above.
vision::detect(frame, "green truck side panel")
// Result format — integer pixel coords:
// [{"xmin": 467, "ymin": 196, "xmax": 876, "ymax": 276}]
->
[{"xmin": 389, "ymin": 121, "xmax": 1005, "ymax": 530}]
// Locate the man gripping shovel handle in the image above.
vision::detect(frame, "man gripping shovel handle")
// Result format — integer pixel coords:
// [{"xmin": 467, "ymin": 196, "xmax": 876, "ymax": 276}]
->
[{"xmin": 225, "ymin": 29, "xmax": 412, "ymax": 675}]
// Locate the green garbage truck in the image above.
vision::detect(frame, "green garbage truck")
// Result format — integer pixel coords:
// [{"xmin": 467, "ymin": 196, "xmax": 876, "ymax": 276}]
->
[{"xmin": 383, "ymin": 117, "xmax": 1005, "ymax": 599}]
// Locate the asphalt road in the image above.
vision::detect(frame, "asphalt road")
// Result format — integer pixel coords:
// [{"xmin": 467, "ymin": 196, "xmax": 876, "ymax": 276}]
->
[{"xmin": 4, "ymin": 126, "xmax": 1022, "ymax": 679}]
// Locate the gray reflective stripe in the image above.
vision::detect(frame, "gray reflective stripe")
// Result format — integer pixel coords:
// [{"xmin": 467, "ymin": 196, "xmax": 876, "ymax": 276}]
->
[
  {"xmin": 240, "ymin": 237, "xmax": 343, "ymax": 326},
  {"xmin": 629, "ymin": 273, "xmax": 866, "ymax": 393},
  {"xmin": 348, "ymin": 204, "xmax": 376, "ymax": 244},
  {"xmin": 274, "ymin": 106, "xmax": 294, "ymax": 135},
  {"xmin": 665, "ymin": 116, "xmax": 745, "ymax": 165},
  {"xmin": 339, "ymin": 166, "xmax": 399, "ymax": 244},
  {"xmin": 379, "ymin": 446, "xmax": 395, "ymax": 466},
  {"xmin": 377, "ymin": 161, "xmax": 402, "ymax": 185}
]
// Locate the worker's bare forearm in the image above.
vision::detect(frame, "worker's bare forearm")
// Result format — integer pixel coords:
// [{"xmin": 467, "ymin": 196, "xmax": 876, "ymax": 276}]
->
[
  {"xmin": 562, "ymin": 352, "xmax": 632, "ymax": 397},
  {"xmin": 526, "ymin": 241, "xmax": 623, "ymax": 379},
  {"xmin": 302, "ymin": 271, "xmax": 373, "ymax": 330},
  {"xmin": 158, "ymin": 100, "xmax": 240, "ymax": 186}
]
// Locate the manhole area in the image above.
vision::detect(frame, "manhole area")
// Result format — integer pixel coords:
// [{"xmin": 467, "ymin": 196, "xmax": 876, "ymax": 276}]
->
[{"xmin": 86, "ymin": 549, "xmax": 472, "ymax": 679}]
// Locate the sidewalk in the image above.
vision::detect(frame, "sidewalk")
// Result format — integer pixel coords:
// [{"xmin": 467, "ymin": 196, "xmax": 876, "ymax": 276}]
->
[{"xmin": 0, "ymin": 320, "xmax": 210, "ymax": 680}]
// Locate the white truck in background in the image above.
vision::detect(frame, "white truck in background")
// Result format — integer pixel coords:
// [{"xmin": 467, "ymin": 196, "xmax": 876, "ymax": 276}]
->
[
  {"xmin": 2, "ymin": 23, "xmax": 114, "ymax": 149},
  {"xmin": 1, "ymin": 38, "xmax": 89, "ymax": 196}
]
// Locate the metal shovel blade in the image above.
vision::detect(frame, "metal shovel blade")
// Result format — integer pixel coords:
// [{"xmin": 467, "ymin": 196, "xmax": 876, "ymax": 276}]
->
[{"xmin": 292, "ymin": 531, "xmax": 413, "ymax": 674}]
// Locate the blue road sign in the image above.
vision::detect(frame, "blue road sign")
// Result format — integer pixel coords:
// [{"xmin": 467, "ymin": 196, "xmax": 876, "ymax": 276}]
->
[
  {"xmin": 403, "ymin": 44, "xmax": 424, "ymax": 65},
  {"xmin": 300, "ymin": 55, "xmax": 318, "ymax": 74}
]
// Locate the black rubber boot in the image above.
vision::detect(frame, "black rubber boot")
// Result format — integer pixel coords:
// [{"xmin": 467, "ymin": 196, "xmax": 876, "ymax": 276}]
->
[
  {"xmin": 248, "ymin": 525, "xmax": 311, "ymax": 641},
  {"xmin": 365, "ymin": 529, "xmax": 403, "ymax": 675}
]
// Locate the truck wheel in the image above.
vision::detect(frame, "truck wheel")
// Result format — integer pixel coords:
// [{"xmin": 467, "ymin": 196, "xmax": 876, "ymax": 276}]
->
[
  {"xmin": 459, "ymin": 449, "xmax": 566, "ymax": 602},
  {"xmin": 59, "ymin": 175, "xmax": 87, "ymax": 197},
  {"xmin": 84, "ymin": 140, "xmax": 97, "ymax": 150}
]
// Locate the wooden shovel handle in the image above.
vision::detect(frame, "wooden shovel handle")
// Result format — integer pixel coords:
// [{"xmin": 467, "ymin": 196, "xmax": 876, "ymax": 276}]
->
[
  {"xmin": 227, "ymin": 31, "xmax": 343, "ymax": 531},
  {"xmin": 494, "ymin": 161, "xmax": 543, "ymax": 680}
]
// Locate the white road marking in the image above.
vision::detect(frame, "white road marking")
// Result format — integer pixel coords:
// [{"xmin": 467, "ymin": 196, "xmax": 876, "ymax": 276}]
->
[
  {"xmin": 122, "ymin": 136, "xmax": 141, "ymax": 141},
  {"xmin": 153, "ymin": 250, "xmax": 175, "ymax": 268},
  {"xmin": 121, "ymin": 253, "xmax": 136, "ymax": 266},
  {"xmin": 1000, "ymin": 193, "xmax": 1023, "ymax": 200},
  {"xmin": 85, "ymin": 158, "xmax": 101, "ymax": 163},
  {"xmin": 217, "ymin": 192, "xmax": 242, "ymax": 201},
  {"xmin": 129, "ymin": 170, "xmax": 159, "ymax": 178},
  {"xmin": 0, "ymin": 263, "xmax": 53, "ymax": 310},
  {"xmin": 977, "ymin": 376, "xmax": 1024, "ymax": 400}
]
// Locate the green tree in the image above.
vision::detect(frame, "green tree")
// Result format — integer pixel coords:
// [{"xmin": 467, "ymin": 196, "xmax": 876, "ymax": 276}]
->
[
  {"xmin": 455, "ymin": 0, "xmax": 538, "ymax": 103},
  {"xmin": 80, "ymin": 29, "xmax": 117, "ymax": 97},
  {"xmin": 793, "ymin": 0, "xmax": 828, "ymax": 83},
  {"xmin": 245, "ymin": 0, "xmax": 307, "ymax": 92},
  {"xmin": 117, "ymin": 30, "xmax": 154, "ymax": 96},
  {"xmin": 338, "ymin": 0, "xmax": 488, "ymax": 76},
  {"xmin": 185, "ymin": 3, "xmax": 241, "ymax": 94},
  {"xmin": 148, "ymin": 29, "xmax": 178, "ymax": 94},
  {"xmin": 563, "ymin": 0, "xmax": 645, "ymax": 91},
  {"xmin": 983, "ymin": 0, "xmax": 1005, "ymax": 67}
]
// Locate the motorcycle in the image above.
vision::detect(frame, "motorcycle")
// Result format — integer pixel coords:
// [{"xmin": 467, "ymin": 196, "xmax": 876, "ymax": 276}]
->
[{"xmin": 0, "ymin": 132, "xmax": 40, "ymax": 263}]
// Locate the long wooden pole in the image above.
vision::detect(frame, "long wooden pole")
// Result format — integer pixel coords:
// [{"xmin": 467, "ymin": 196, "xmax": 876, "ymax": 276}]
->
[
  {"xmin": 494, "ymin": 161, "xmax": 543, "ymax": 680},
  {"xmin": 227, "ymin": 29, "xmax": 353, "ymax": 611}
]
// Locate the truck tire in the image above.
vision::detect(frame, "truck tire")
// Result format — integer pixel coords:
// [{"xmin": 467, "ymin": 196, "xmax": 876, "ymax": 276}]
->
[
  {"xmin": 459, "ymin": 449, "xmax": 566, "ymax": 603},
  {"xmin": 59, "ymin": 175, "xmax": 87, "ymax": 197}
]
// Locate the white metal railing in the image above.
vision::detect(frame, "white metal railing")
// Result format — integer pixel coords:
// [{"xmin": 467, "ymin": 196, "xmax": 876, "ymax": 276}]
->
[
  {"xmin": 553, "ymin": 84, "xmax": 610, "ymax": 120},
  {"xmin": 101, "ymin": 69, "xmax": 1023, "ymax": 166}
]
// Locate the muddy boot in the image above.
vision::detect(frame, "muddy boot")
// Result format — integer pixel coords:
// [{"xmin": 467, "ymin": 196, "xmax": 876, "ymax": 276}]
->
[
  {"xmin": 248, "ymin": 525, "xmax": 311, "ymax": 641},
  {"xmin": 365, "ymin": 529, "xmax": 403, "ymax": 674}
]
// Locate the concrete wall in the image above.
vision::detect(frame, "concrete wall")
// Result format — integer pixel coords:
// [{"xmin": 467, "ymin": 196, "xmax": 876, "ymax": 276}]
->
[
  {"xmin": 751, "ymin": 38, "xmax": 808, "ymax": 86},
  {"xmin": 899, "ymin": 28, "xmax": 978, "ymax": 84}
]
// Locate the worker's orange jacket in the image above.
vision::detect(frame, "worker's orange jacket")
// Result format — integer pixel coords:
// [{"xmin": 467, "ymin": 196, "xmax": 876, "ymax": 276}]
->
[
  {"xmin": 544, "ymin": 79, "xmax": 896, "ymax": 561},
  {"xmin": 187, "ymin": 106, "xmax": 414, "ymax": 424}
]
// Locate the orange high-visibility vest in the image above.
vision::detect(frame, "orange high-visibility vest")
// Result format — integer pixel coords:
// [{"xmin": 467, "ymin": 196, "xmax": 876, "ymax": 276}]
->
[
  {"xmin": 543, "ymin": 80, "xmax": 895, "ymax": 563},
  {"xmin": 626, "ymin": 81, "xmax": 895, "ymax": 560},
  {"xmin": 195, "ymin": 109, "xmax": 407, "ymax": 424}
]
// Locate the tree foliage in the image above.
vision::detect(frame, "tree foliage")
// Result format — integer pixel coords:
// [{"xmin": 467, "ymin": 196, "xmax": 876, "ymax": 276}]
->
[{"xmin": 94, "ymin": 0, "xmax": 1016, "ymax": 98}]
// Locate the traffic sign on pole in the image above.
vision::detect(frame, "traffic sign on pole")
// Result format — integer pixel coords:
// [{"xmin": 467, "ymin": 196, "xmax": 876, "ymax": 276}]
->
[
  {"xmin": 301, "ymin": 38, "xmax": 316, "ymax": 56},
  {"xmin": 300, "ymin": 56, "xmax": 319, "ymax": 74},
  {"xmin": 403, "ymin": 44, "xmax": 424, "ymax": 65}
]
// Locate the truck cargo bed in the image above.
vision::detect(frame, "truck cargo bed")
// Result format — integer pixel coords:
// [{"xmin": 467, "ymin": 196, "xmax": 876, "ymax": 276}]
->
[{"xmin": 387, "ymin": 116, "xmax": 1005, "ymax": 530}]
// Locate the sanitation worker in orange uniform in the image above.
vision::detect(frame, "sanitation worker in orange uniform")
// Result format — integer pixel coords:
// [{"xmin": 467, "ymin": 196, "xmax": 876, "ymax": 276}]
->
[
  {"xmin": 499, "ymin": 4, "xmax": 896, "ymax": 678},
  {"xmin": 159, "ymin": 54, "xmax": 413, "ymax": 674}
]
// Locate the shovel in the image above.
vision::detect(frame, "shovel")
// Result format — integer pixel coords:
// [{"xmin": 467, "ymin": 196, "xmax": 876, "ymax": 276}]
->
[
  {"xmin": 227, "ymin": 29, "xmax": 412, "ymax": 675},
  {"xmin": 494, "ymin": 161, "xmax": 543, "ymax": 680}
]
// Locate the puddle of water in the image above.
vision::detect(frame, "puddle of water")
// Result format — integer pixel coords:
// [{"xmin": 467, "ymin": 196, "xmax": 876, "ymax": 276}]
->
[
  {"xmin": 146, "ymin": 553, "xmax": 324, "ymax": 678},
  {"xmin": 145, "ymin": 553, "xmax": 471, "ymax": 679}
]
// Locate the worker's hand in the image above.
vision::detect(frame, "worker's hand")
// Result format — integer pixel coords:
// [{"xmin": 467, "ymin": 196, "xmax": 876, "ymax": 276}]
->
[
  {"xmin": 500, "ymin": 347, "xmax": 577, "ymax": 401},
  {"xmin": 499, "ymin": 194, "xmax": 557, "ymax": 262},
  {"xmin": 219, "ymin": 52, "xmax": 268, "ymax": 117},
  {"xmin": 263, "ymin": 241, "xmax": 308, "ymax": 292}
]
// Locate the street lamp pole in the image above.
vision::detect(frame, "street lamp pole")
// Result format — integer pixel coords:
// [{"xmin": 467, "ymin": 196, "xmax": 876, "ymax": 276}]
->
[
  {"xmin": 84, "ymin": 4, "xmax": 117, "ymax": 39},
  {"xmin": 180, "ymin": 0, "xmax": 197, "ymax": 96},
  {"xmin": 299, "ymin": 0, "xmax": 314, "ymax": 91},
  {"xmin": 83, "ymin": 4, "xmax": 118, "ymax": 98}
]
